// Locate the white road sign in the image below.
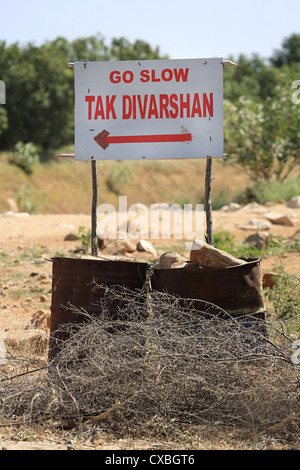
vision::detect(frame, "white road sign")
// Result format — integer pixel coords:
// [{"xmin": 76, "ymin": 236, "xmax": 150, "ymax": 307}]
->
[{"xmin": 74, "ymin": 58, "xmax": 224, "ymax": 161}]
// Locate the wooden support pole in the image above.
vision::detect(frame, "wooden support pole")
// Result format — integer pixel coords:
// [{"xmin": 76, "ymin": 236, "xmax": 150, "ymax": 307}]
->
[
  {"xmin": 91, "ymin": 159, "xmax": 98, "ymax": 256},
  {"xmin": 205, "ymin": 157, "xmax": 214, "ymax": 246}
]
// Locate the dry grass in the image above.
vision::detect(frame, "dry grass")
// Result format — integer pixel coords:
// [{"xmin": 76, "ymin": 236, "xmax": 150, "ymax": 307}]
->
[
  {"xmin": 0, "ymin": 150, "xmax": 250, "ymax": 214},
  {"xmin": 0, "ymin": 285, "xmax": 299, "ymax": 449}
]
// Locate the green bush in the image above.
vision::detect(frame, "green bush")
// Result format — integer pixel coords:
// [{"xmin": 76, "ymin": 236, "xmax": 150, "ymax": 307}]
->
[
  {"xmin": 213, "ymin": 230, "xmax": 236, "ymax": 252},
  {"xmin": 247, "ymin": 177, "xmax": 300, "ymax": 204},
  {"xmin": 0, "ymin": 106, "xmax": 8, "ymax": 136},
  {"xmin": 8, "ymin": 141, "xmax": 40, "ymax": 174},
  {"xmin": 77, "ymin": 225, "xmax": 91, "ymax": 252},
  {"xmin": 105, "ymin": 163, "xmax": 133, "ymax": 195},
  {"xmin": 266, "ymin": 266, "xmax": 300, "ymax": 334},
  {"xmin": 15, "ymin": 184, "xmax": 39, "ymax": 213}
]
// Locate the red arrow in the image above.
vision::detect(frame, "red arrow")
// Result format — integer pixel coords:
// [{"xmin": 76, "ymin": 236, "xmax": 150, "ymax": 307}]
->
[{"xmin": 94, "ymin": 129, "xmax": 192, "ymax": 150}]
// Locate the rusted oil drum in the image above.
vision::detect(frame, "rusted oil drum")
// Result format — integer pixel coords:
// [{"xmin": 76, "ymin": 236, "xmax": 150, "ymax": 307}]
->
[
  {"xmin": 49, "ymin": 257, "xmax": 266, "ymax": 359},
  {"xmin": 49, "ymin": 257, "xmax": 148, "ymax": 359},
  {"xmin": 151, "ymin": 258, "xmax": 266, "ymax": 318}
]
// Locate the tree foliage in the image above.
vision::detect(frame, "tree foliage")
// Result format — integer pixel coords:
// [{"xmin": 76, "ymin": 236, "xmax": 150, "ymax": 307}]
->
[
  {"xmin": 271, "ymin": 33, "xmax": 300, "ymax": 67},
  {"xmin": 0, "ymin": 106, "xmax": 8, "ymax": 137},
  {"xmin": 8, "ymin": 141, "xmax": 40, "ymax": 174},
  {"xmin": 224, "ymin": 69, "xmax": 300, "ymax": 181},
  {"xmin": 0, "ymin": 35, "xmax": 167, "ymax": 153},
  {"xmin": 0, "ymin": 39, "xmax": 74, "ymax": 150},
  {"xmin": 223, "ymin": 35, "xmax": 300, "ymax": 181}
]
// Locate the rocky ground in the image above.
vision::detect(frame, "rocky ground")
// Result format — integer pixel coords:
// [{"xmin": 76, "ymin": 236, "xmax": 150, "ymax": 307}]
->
[{"xmin": 0, "ymin": 198, "xmax": 299, "ymax": 450}]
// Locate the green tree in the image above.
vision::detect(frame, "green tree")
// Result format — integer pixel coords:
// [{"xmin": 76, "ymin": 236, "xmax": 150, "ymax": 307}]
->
[
  {"xmin": 223, "ymin": 39, "xmax": 300, "ymax": 182},
  {"xmin": 271, "ymin": 33, "xmax": 300, "ymax": 67},
  {"xmin": 0, "ymin": 39, "xmax": 74, "ymax": 151},
  {"xmin": 0, "ymin": 35, "xmax": 168, "ymax": 153},
  {"xmin": 69, "ymin": 34, "xmax": 110, "ymax": 62},
  {"xmin": 0, "ymin": 106, "xmax": 8, "ymax": 136},
  {"xmin": 223, "ymin": 53, "xmax": 283, "ymax": 102},
  {"xmin": 109, "ymin": 37, "xmax": 168, "ymax": 61},
  {"xmin": 224, "ymin": 78, "xmax": 300, "ymax": 181}
]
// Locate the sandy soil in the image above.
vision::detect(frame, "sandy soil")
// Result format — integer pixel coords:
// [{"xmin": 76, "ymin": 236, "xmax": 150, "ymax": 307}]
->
[{"xmin": 0, "ymin": 201, "xmax": 299, "ymax": 450}]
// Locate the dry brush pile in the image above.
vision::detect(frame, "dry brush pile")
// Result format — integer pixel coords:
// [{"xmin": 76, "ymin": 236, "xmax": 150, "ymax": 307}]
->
[{"xmin": 0, "ymin": 285, "xmax": 299, "ymax": 443}]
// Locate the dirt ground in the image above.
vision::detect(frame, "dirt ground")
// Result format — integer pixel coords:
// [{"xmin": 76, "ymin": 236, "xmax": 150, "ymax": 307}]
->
[{"xmin": 0, "ymin": 201, "xmax": 299, "ymax": 450}]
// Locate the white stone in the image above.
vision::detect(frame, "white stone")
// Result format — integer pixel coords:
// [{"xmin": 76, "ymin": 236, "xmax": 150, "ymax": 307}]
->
[
  {"xmin": 137, "ymin": 240, "xmax": 157, "ymax": 256},
  {"xmin": 222, "ymin": 202, "xmax": 241, "ymax": 212},
  {"xmin": 287, "ymin": 196, "xmax": 300, "ymax": 208},
  {"xmin": 264, "ymin": 212, "xmax": 294, "ymax": 226},
  {"xmin": 158, "ymin": 252, "xmax": 184, "ymax": 269},
  {"xmin": 245, "ymin": 232, "xmax": 269, "ymax": 250},
  {"xmin": 248, "ymin": 219, "xmax": 271, "ymax": 230},
  {"xmin": 190, "ymin": 240, "xmax": 246, "ymax": 268},
  {"xmin": 4, "ymin": 211, "xmax": 30, "ymax": 217},
  {"xmin": 6, "ymin": 198, "xmax": 19, "ymax": 213}
]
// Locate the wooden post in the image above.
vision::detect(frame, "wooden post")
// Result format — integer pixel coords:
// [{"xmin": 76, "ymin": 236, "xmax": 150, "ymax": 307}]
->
[
  {"xmin": 91, "ymin": 159, "xmax": 98, "ymax": 256},
  {"xmin": 205, "ymin": 157, "xmax": 214, "ymax": 246}
]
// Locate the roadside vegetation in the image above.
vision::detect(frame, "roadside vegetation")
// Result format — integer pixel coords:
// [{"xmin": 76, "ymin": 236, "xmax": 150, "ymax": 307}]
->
[
  {"xmin": 0, "ymin": 32, "xmax": 299, "ymax": 450},
  {"xmin": 0, "ymin": 149, "xmax": 300, "ymax": 214},
  {"xmin": 0, "ymin": 33, "xmax": 299, "ymax": 215}
]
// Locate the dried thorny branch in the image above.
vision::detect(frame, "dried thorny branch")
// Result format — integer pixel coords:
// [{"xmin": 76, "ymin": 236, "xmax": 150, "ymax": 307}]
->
[{"xmin": 0, "ymin": 285, "xmax": 299, "ymax": 442}]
